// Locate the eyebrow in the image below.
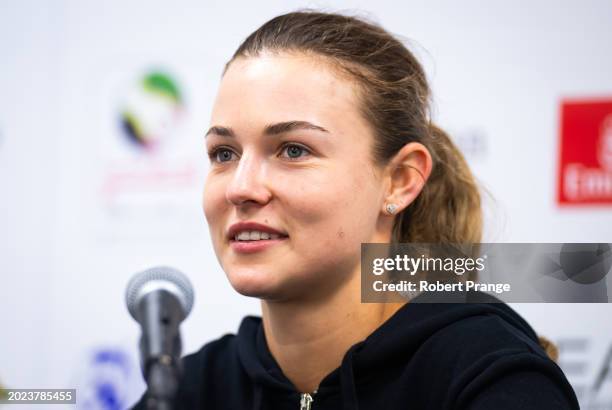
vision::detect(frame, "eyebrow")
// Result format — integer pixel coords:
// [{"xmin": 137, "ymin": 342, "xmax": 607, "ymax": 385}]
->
[{"xmin": 205, "ymin": 121, "xmax": 329, "ymax": 139}]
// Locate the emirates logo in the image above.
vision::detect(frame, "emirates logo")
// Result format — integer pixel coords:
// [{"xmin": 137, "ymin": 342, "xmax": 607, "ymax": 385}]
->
[
  {"xmin": 558, "ymin": 99, "xmax": 612, "ymax": 205},
  {"xmin": 598, "ymin": 115, "xmax": 612, "ymax": 171}
]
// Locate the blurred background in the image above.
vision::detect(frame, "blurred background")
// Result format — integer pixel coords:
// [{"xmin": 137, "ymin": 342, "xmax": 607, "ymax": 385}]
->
[{"xmin": 1, "ymin": 0, "xmax": 611, "ymax": 408}]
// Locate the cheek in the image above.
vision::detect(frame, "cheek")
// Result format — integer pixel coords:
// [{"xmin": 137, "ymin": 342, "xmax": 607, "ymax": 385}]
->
[
  {"xmin": 283, "ymin": 170, "xmax": 375, "ymax": 245},
  {"xmin": 326, "ymin": 167, "xmax": 380, "ymax": 244},
  {"xmin": 280, "ymin": 172, "xmax": 339, "ymax": 222},
  {"xmin": 202, "ymin": 174, "xmax": 225, "ymax": 224}
]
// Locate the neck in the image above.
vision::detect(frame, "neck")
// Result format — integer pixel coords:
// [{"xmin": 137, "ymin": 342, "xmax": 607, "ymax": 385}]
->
[{"xmin": 260, "ymin": 268, "xmax": 405, "ymax": 393}]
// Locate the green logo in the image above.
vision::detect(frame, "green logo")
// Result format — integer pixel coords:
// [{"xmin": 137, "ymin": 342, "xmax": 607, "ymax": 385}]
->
[{"xmin": 120, "ymin": 70, "xmax": 184, "ymax": 150}]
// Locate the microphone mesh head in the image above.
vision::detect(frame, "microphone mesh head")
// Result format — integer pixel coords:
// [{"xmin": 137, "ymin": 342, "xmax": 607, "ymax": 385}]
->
[{"xmin": 125, "ymin": 266, "xmax": 194, "ymax": 320}]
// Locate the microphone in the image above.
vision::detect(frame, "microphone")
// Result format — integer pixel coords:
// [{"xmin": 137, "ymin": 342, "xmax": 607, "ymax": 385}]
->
[{"xmin": 125, "ymin": 266, "xmax": 194, "ymax": 410}]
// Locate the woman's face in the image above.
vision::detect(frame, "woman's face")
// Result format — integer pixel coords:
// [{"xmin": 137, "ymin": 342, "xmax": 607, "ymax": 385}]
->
[{"xmin": 203, "ymin": 53, "xmax": 390, "ymax": 301}]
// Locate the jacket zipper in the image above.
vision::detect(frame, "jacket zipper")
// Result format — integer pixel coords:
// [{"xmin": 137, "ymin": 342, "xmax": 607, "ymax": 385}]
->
[{"xmin": 299, "ymin": 390, "xmax": 317, "ymax": 410}]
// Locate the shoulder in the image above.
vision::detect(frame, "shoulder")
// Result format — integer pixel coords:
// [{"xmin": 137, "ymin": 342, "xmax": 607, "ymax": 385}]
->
[
  {"xmin": 180, "ymin": 333, "xmax": 239, "ymax": 390},
  {"xmin": 420, "ymin": 308, "xmax": 557, "ymax": 382},
  {"xmin": 418, "ymin": 311, "xmax": 578, "ymax": 409},
  {"xmin": 425, "ymin": 308, "xmax": 546, "ymax": 362}
]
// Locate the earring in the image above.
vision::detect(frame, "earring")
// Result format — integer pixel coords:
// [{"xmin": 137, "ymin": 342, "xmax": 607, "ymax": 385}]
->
[{"xmin": 386, "ymin": 203, "xmax": 398, "ymax": 215}]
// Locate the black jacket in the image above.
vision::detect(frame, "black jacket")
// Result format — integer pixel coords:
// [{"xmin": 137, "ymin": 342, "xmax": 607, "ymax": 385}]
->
[{"xmin": 132, "ymin": 293, "xmax": 579, "ymax": 409}]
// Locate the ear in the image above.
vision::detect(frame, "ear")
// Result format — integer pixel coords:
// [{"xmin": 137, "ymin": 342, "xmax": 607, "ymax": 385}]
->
[{"xmin": 382, "ymin": 142, "xmax": 432, "ymax": 215}]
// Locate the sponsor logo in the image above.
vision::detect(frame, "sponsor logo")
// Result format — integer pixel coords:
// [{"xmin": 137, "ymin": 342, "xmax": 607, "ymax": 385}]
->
[
  {"xmin": 93, "ymin": 67, "xmax": 200, "ymax": 240},
  {"xmin": 558, "ymin": 99, "xmax": 612, "ymax": 205},
  {"xmin": 452, "ymin": 128, "xmax": 488, "ymax": 161},
  {"xmin": 77, "ymin": 347, "xmax": 141, "ymax": 410},
  {"xmin": 119, "ymin": 70, "xmax": 184, "ymax": 151},
  {"xmin": 558, "ymin": 338, "xmax": 612, "ymax": 408}
]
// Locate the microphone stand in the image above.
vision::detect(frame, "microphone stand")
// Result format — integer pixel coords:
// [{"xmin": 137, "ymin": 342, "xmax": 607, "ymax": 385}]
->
[
  {"xmin": 144, "ymin": 358, "xmax": 179, "ymax": 410},
  {"xmin": 139, "ymin": 291, "xmax": 183, "ymax": 410}
]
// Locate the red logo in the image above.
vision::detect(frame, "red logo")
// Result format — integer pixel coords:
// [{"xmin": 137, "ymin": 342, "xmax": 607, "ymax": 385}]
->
[{"xmin": 558, "ymin": 99, "xmax": 612, "ymax": 205}]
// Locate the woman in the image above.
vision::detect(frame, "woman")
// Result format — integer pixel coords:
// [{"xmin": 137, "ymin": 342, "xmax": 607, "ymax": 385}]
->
[{"xmin": 134, "ymin": 10, "xmax": 578, "ymax": 410}]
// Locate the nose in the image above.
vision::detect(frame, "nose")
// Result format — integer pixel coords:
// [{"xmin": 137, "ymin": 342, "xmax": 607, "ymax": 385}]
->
[{"xmin": 225, "ymin": 151, "xmax": 272, "ymax": 206}]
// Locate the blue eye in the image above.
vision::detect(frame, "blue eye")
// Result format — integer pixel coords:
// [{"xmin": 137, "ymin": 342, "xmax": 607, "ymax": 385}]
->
[
  {"xmin": 207, "ymin": 143, "xmax": 311, "ymax": 164},
  {"xmin": 208, "ymin": 147, "xmax": 237, "ymax": 163},
  {"xmin": 281, "ymin": 144, "xmax": 310, "ymax": 160}
]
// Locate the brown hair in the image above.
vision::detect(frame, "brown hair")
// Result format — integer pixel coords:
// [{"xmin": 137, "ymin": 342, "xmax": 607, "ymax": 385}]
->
[{"xmin": 227, "ymin": 10, "xmax": 481, "ymax": 244}]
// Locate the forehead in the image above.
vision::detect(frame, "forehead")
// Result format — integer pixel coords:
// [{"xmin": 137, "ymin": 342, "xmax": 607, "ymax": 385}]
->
[{"xmin": 210, "ymin": 53, "xmax": 369, "ymax": 134}]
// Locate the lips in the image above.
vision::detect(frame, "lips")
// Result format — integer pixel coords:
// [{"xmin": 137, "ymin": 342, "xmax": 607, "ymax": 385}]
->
[{"xmin": 227, "ymin": 221, "xmax": 288, "ymax": 241}]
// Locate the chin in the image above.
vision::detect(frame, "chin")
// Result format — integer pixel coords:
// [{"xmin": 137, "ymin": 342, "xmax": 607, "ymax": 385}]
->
[{"xmin": 226, "ymin": 268, "xmax": 279, "ymax": 298}]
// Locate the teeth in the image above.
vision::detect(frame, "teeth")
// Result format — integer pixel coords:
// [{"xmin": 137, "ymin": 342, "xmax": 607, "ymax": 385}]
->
[
  {"xmin": 236, "ymin": 231, "xmax": 251, "ymax": 241},
  {"xmin": 234, "ymin": 231, "xmax": 282, "ymax": 241}
]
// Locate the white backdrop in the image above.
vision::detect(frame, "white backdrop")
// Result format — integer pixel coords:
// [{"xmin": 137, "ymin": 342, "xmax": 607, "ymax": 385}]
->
[{"xmin": 1, "ymin": 0, "xmax": 611, "ymax": 408}]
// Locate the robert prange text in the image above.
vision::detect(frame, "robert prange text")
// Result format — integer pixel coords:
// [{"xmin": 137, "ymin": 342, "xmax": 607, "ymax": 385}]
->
[{"xmin": 372, "ymin": 280, "xmax": 511, "ymax": 295}]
